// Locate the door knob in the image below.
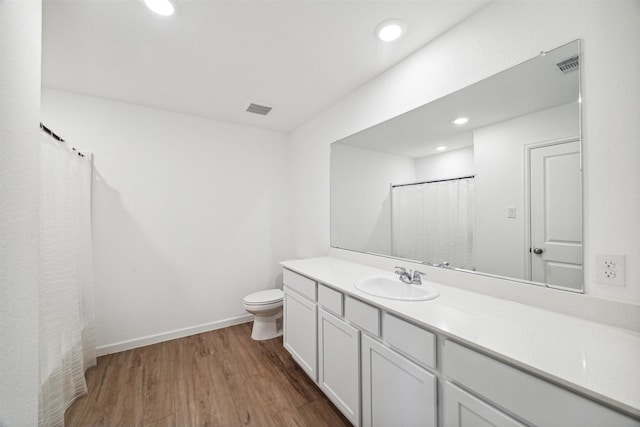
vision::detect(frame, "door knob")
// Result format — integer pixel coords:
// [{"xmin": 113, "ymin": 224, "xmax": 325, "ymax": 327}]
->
[{"xmin": 533, "ymin": 247, "xmax": 544, "ymax": 254}]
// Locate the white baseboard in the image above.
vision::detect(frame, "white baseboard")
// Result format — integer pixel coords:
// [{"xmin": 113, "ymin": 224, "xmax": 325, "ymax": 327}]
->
[{"xmin": 96, "ymin": 314, "xmax": 254, "ymax": 356}]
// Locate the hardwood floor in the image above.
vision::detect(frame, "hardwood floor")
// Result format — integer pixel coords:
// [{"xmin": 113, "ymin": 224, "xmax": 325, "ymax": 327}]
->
[{"xmin": 65, "ymin": 323, "xmax": 351, "ymax": 426}]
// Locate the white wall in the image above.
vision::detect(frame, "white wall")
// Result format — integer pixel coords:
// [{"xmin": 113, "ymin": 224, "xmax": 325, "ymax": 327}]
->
[
  {"xmin": 0, "ymin": 0, "xmax": 41, "ymax": 424},
  {"xmin": 331, "ymin": 144, "xmax": 414, "ymax": 255},
  {"xmin": 474, "ymin": 102, "xmax": 579, "ymax": 279},
  {"xmin": 42, "ymin": 89, "xmax": 292, "ymax": 353},
  {"xmin": 414, "ymin": 145, "xmax": 474, "ymax": 182},
  {"xmin": 291, "ymin": 0, "xmax": 640, "ymax": 305}
]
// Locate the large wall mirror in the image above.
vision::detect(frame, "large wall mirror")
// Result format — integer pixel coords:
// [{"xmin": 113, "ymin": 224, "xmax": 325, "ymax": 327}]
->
[{"xmin": 331, "ymin": 40, "xmax": 582, "ymax": 292}]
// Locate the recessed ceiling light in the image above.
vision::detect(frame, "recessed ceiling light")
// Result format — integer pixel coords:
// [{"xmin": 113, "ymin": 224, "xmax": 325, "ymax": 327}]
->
[
  {"xmin": 436, "ymin": 146, "xmax": 447, "ymax": 151},
  {"xmin": 452, "ymin": 117, "xmax": 469, "ymax": 125},
  {"xmin": 144, "ymin": 0, "xmax": 175, "ymax": 16},
  {"xmin": 375, "ymin": 19, "xmax": 406, "ymax": 42}
]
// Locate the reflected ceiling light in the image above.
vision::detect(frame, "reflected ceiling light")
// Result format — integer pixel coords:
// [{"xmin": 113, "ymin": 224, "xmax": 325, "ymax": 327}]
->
[
  {"xmin": 375, "ymin": 19, "xmax": 406, "ymax": 42},
  {"xmin": 144, "ymin": 0, "xmax": 175, "ymax": 16},
  {"xmin": 452, "ymin": 117, "xmax": 469, "ymax": 125},
  {"xmin": 436, "ymin": 146, "xmax": 447, "ymax": 151}
]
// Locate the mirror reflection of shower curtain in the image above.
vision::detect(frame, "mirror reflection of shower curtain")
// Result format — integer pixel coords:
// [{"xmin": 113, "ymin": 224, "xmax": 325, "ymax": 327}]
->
[{"xmin": 391, "ymin": 178, "xmax": 475, "ymax": 270}]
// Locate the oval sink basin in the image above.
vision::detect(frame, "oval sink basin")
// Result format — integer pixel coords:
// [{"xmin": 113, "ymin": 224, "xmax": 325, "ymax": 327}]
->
[{"xmin": 354, "ymin": 276, "xmax": 439, "ymax": 301}]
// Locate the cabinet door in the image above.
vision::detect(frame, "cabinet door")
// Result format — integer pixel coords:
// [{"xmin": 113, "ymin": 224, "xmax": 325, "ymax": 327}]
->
[
  {"xmin": 444, "ymin": 340, "xmax": 640, "ymax": 427},
  {"xmin": 318, "ymin": 308, "xmax": 360, "ymax": 426},
  {"xmin": 361, "ymin": 334, "xmax": 437, "ymax": 427},
  {"xmin": 444, "ymin": 382, "xmax": 525, "ymax": 427},
  {"xmin": 283, "ymin": 287, "xmax": 317, "ymax": 381}
]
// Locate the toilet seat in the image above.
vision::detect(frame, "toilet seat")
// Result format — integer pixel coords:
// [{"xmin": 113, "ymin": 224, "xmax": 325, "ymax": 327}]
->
[{"xmin": 243, "ymin": 289, "xmax": 283, "ymax": 306}]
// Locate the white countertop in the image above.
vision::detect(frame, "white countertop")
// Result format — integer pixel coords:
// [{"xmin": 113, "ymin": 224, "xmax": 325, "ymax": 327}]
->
[{"xmin": 280, "ymin": 256, "xmax": 640, "ymax": 418}]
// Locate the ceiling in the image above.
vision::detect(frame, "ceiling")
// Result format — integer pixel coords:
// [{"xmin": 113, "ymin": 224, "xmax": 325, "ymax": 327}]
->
[
  {"xmin": 339, "ymin": 40, "xmax": 580, "ymax": 158},
  {"xmin": 42, "ymin": 0, "xmax": 489, "ymax": 133}
]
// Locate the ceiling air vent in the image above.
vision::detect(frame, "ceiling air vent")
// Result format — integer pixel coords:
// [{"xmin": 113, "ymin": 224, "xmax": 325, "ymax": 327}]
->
[
  {"xmin": 246, "ymin": 102, "xmax": 273, "ymax": 116},
  {"xmin": 556, "ymin": 55, "xmax": 579, "ymax": 74}
]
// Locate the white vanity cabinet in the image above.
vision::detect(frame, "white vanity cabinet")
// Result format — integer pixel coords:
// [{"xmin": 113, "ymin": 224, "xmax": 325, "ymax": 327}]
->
[
  {"xmin": 382, "ymin": 312, "xmax": 436, "ymax": 370},
  {"xmin": 318, "ymin": 307, "xmax": 360, "ymax": 426},
  {"xmin": 283, "ymin": 269, "xmax": 318, "ymax": 381},
  {"xmin": 361, "ymin": 334, "xmax": 437, "ymax": 427},
  {"xmin": 284, "ymin": 269, "xmax": 439, "ymax": 427},
  {"xmin": 444, "ymin": 382, "xmax": 525, "ymax": 427},
  {"xmin": 345, "ymin": 296, "xmax": 380, "ymax": 337},
  {"xmin": 280, "ymin": 259, "xmax": 640, "ymax": 427},
  {"xmin": 317, "ymin": 283, "xmax": 361, "ymax": 425},
  {"xmin": 443, "ymin": 340, "xmax": 640, "ymax": 427}
]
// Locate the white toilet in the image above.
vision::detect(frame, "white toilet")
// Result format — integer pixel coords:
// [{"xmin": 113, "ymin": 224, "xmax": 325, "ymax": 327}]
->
[{"xmin": 243, "ymin": 289, "xmax": 284, "ymax": 340}]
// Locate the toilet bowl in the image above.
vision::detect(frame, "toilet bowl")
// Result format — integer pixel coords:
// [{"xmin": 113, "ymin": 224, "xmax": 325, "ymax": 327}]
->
[{"xmin": 243, "ymin": 289, "xmax": 284, "ymax": 340}]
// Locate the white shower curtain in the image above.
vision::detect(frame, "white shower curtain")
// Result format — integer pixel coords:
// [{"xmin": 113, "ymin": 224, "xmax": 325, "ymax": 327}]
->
[
  {"xmin": 391, "ymin": 178, "xmax": 475, "ymax": 270},
  {"xmin": 39, "ymin": 132, "xmax": 96, "ymax": 427}
]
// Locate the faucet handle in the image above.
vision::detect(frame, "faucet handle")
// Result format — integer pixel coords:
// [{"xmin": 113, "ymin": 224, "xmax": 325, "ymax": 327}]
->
[
  {"xmin": 394, "ymin": 266, "xmax": 407, "ymax": 274},
  {"xmin": 412, "ymin": 270, "xmax": 425, "ymax": 284}
]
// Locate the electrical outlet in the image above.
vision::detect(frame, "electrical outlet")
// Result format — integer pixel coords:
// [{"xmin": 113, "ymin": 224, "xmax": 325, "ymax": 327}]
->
[{"xmin": 595, "ymin": 254, "xmax": 625, "ymax": 286}]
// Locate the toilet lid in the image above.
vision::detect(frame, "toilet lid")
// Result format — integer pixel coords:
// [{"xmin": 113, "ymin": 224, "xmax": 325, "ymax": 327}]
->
[{"xmin": 243, "ymin": 289, "xmax": 283, "ymax": 305}]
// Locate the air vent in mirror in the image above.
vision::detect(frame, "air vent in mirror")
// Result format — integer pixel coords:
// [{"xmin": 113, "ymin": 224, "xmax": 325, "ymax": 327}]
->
[{"xmin": 556, "ymin": 55, "xmax": 579, "ymax": 74}]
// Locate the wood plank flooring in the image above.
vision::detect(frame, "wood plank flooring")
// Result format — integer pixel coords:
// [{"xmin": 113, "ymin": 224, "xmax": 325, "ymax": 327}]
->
[{"xmin": 65, "ymin": 323, "xmax": 351, "ymax": 426}]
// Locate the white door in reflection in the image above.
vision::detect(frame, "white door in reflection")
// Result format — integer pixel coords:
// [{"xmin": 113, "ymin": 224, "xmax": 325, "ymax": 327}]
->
[{"xmin": 529, "ymin": 139, "xmax": 582, "ymax": 289}]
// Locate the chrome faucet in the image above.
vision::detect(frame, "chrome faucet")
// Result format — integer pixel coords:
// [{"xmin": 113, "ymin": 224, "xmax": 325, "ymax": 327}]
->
[
  {"xmin": 395, "ymin": 267, "xmax": 426, "ymax": 285},
  {"xmin": 395, "ymin": 266, "xmax": 412, "ymax": 284}
]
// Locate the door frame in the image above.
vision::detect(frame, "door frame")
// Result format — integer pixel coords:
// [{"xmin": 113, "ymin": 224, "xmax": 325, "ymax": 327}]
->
[{"xmin": 523, "ymin": 136, "xmax": 583, "ymax": 291}]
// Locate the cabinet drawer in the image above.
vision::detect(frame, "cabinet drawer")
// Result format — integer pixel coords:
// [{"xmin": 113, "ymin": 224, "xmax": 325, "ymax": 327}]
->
[
  {"xmin": 345, "ymin": 296, "xmax": 380, "ymax": 337},
  {"xmin": 383, "ymin": 312, "xmax": 436, "ymax": 369},
  {"xmin": 318, "ymin": 284, "xmax": 343, "ymax": 316},
  {"xmin": 444, "ymin": 340, "xmax": 639, "ymax": 427},
  {"xmin": 283, "ymin": 269, "xmax": 316, "ymax": 301}
]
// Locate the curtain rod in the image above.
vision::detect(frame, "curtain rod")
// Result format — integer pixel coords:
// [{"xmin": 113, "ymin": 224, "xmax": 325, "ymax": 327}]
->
[
  {"xmin": 40, "ymin": 123, "xmax": 64, "ymax": 142},
  {"xmin": 392, "ymin": 175, "xmax": 475, "ymax": 188},
  {"xmin": 40, "ymin": 123, "xmax": 85, "ymax": 157}
]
